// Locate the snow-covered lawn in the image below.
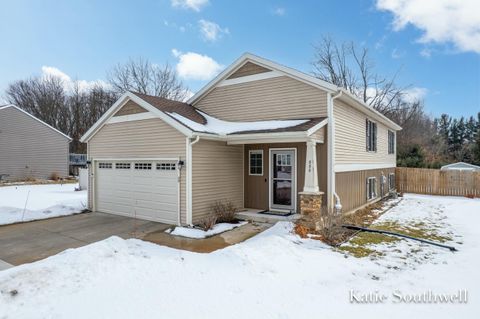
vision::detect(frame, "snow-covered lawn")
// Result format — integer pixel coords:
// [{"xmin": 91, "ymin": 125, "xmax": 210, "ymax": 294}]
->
[
  {"xmin": 167, "ymin": 221, "xmax": 248, "ymax": 238},
  {"xmin": 0, "ymin": 183, "xmax": 87, "ymax": 226},
  {"xmin": 0, "ymin": 194, "xmax": 479, "ymax": 318}
]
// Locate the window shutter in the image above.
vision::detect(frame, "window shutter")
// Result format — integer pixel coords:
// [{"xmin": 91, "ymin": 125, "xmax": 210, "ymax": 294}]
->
[{"xmin": 373, "ymin": 123, "xmax": 377, "ymax": 152}]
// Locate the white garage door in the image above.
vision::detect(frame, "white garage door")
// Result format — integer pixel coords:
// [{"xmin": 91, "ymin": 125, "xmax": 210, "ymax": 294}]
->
[{"xmin": 95, "ymin": 160, "xmax": 178, "ymax": 224}]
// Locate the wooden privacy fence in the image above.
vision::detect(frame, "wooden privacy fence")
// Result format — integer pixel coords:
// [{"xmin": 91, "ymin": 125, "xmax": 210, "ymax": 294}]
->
[{"xmin": 396, "ymin": 167, "xmax": 480, "ymax": 197}]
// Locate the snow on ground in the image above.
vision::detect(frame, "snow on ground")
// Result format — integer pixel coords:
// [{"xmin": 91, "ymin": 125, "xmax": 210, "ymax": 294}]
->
[
  {"xmin": 167, "ymin": 221, "xmax": 248, "ymax": 238},
  {"xmin": 0, "ymin": 194, "xmax": 479, "ymax": 318},
  {"xmin": 0, "ymin": 183, "xmax": 87, "ymax": 225}
]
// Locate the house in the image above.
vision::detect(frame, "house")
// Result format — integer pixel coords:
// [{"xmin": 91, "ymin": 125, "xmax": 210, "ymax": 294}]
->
[
  {"xmin": 80, "ymin": 53, "xmax": 401, "ymax": 226},
  {"xmin": 0, "ymin": 104, "xmax": 71, "ymax": 181},
  {"xmin": 441, "ymin": 162, "xmax": 480, "ymax": 172}
]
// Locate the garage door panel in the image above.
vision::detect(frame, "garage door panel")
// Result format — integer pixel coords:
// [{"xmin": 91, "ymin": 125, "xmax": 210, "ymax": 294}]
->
[{"xmin": 95, "ymin": 160, "xmax": 179, "ymax": 224}]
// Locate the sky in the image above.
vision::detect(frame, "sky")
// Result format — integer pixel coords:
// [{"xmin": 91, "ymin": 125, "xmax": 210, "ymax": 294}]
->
[{"xmin": 0, "ymin": 0, "xmax": 479, "ymax": 118}]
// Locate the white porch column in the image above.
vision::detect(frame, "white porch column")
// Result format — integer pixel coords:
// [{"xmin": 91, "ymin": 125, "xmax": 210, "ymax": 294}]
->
[{"xmin": 303, "ymin": 139, "xmax": 320, "ymax": 193}]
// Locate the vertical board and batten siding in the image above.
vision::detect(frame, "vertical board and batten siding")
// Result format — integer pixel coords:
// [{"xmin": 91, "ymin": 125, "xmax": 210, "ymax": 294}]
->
[
  {"xmin": 396, "ymin": 167, "xmax": 480, "ymax": 197},
  {"xmin": 334, "ymin": 100, "xmax": 396, "ymax": 166},
  {"xmin": 194, "ymin": 76, "xmax": 328, "ymax": 122},
  {"xmin": 244, "ymin": 142, "xmax": 328, "ymax": 212},
  {"xmin": 227, "ymin": 62, "xmax": 272, "ymax": 79},
  {"xmin": 0, "ymin": 107, "xmax": 69, "ymax": 180},
  {"xmin": 87, "ymin": 116, "xmax": 187, "ymax": 224},
  {"xmin": 191, "ymin": 139, "xmax": 244, "ymax": 224},
  {"xmin": 335, "ymin": 168, "xmax": 395, "ymax": 213}
]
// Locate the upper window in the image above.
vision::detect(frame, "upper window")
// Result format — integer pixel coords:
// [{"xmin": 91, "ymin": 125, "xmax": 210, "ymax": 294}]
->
[
  {"xmin": 366, "ymin": 119, "xmax": 377, "ymax": 152},
  {"xmin": 134, "ymin": 163, "xmax": 152, "ymax": 170},
  {"xmin": 388, "ymin": 130, "xmax": 395, "ymax": 154},
  {"xmin": 249, "ymin": 150, "xmax": 263, "ymax": 176},
  {"xmin": 98, "ymin": 162, "xmax": 112, "ymax": 169},
  {"xmin": 367, "ymin": 177, "xmax": 377, "ymax": 200}
]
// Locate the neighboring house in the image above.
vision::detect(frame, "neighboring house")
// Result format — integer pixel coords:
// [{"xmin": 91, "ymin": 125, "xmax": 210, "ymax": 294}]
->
[
  {"xmin": 0, "ymin": 104, "xmax": 71, "ymax": 181},
  {"xmin": 80, "ymin": 53, "xmax": 401, "ymax": 226},
  {"xmin": 441, "ymin": 162, "xmax": 480, "ymax": 172}
]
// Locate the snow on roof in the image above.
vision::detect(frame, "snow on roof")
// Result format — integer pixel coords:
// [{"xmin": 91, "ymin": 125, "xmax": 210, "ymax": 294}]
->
[
  {"xmin": 441, "ymin": 162, "xmax": 480, "ymax": 171},
  {"xmin": 168, "ymin": 110, "xmax": 310, "ymax": 135}
]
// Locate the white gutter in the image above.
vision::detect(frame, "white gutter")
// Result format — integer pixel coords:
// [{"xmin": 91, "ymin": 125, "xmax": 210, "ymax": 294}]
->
[
  {"xmin": 186, "ymin": 136, "xmax": 200, "ymax": 225},
  {"xmin": 328, "ymin": 90, "xmax": 343, "ymax": 214}
]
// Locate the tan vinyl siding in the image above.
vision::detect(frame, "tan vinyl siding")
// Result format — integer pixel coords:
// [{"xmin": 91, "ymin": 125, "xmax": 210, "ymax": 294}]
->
[
  {"xmin": 0, "ymin": 107, "xmax": 69, "ymax": 180},
  {"xmin": 191, "ymin": 139, "xmax": 244, "ymax": 224},
  {"xmin": 334, "ymin": 100, "xmax": 396, "ymax": 165},
  {"xmin": 227, "ymin": 62, "xmax": 272, "ymax": 79},
  {"xmin": 244, "ymin": 142, "xmax": 328, "ymax": 212},
  {"xmin": 114, "ymin": 100, "xmax": 148, "ymax": 116},
  {"xmin": 194, "ymin": 76, "xmax": 328, "ymax": 121},
  {"xmin": 310, "ymin": 126, "xmax": 325, "ymax": 142},
  {"xmin": 87, "ymin": 117, "xmax": 187, "ymax": 224},
  {"xmin": 335, "ymin": 167, "xmax": 395, "ymax": 213}
]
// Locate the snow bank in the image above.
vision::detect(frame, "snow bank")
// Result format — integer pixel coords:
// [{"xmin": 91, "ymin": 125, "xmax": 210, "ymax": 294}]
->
[
  {"xmin": 168, "ymin": 110, "xmax": 309, "ymax": 135},
  {"xmin": 0, "ymin": 194, "xmax": 478, "ymax": 318},
  {"xmin": 0, "ymin": 183, "xmax": 87, "ymax": 225},
  {"xmin": 167, "ymin": 221, "xmax": 247, "ymax": 238}
]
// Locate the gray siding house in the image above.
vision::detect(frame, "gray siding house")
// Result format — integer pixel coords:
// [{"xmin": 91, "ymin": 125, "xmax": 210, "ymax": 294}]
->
[{"xmin": 0, "ymin": 104, "xmax": 71, "ymax": 181}]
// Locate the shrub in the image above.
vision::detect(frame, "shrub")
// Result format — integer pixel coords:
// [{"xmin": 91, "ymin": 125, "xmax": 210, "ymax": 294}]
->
[
  {"xmin": 211, "ymin": 200, "xmax": 238, "ymax": 223},
  {"xmin": 198, "ymin": 215, "xmax": 217, "ymax": 231},
  {"xmin": 49, "ymin": 172, "xmax": 60, "ymax": 181}
]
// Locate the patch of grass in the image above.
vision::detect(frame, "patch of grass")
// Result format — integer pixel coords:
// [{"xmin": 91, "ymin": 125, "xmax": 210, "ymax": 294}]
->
[
  {"xmin": 371, "ymin": 221, "xmax": 452, "ymax": 243},
  {"xmin": 337, "ymin": 245, "xmax": 380, "ymax": 258},
  {"xmin": 338, "ymin": 232, "xmax": 399, "ymax": 258}
]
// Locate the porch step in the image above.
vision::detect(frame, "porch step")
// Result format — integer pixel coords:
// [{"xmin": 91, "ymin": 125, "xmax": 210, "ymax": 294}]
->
[{"xmin": 236, "ymin": 210, "xmax": 300, "ymax": 224}]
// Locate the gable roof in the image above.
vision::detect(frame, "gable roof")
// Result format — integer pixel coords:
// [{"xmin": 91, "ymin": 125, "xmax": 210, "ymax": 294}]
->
[
  {"xmin": 441, "ymin": 162, "xmax": 480, "ymax": 170},
  {"xmin": 80, "ymin": 92, "xmax": 326, "ymax": 143},
  {"xmin": 0, "ymin": 104, "xmax": 72, "ymax": 141},
  {"xmin": 187, "ymin": 52, "xmax": 401, "ymax": 131}
]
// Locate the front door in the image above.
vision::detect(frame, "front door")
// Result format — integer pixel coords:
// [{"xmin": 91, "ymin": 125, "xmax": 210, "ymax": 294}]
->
[{"xmin": 270, "ymin": 149, "xmax": 295, "ymax": 211}]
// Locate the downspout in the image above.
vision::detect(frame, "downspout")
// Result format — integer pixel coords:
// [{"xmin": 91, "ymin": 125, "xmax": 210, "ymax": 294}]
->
[
  {"xmin": 186, "ymin": 135, "xmax": 200, "ymax": 226},
  {"xmin": 328, "ymin": 90, "xmax": 343, "ymax": 214}
]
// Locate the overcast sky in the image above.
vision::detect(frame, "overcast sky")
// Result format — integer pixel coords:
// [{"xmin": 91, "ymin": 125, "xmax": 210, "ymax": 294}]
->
[{"xmin": 0, "ymin": 0, "xmax": 479, "ymax": 117}]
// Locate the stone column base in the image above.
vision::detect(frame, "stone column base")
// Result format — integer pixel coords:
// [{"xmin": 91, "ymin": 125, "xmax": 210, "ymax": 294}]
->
[{"xmin": 298, "ymin": 192, "xmax": 324, "ymax": 231}]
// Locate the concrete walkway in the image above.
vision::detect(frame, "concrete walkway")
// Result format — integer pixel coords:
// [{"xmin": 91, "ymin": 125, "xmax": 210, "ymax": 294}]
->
[{"xmin": 0, "ymin": 212, "xmax": 170, "ymax": 266}]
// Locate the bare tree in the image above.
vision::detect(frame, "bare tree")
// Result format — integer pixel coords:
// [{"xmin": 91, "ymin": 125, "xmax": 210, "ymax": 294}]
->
[
  {"xmin": 312, "ymin": 36, "xmax": 406, "ymax": 113},
  {"xmin": 5, "ymin": 75, "xmax": 117, "ymax": 153},
  {"xmin": 107, "ymin": 57, "xmax": 189, "ymax": 101}
]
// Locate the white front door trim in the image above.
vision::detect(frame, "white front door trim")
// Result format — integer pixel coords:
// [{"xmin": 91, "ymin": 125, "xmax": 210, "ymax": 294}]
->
[{"xmin": 268, "ymin": 148, "xmax": 297, "ymax": 213}]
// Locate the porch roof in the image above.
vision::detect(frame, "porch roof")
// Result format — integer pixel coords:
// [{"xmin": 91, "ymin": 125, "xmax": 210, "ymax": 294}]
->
[{"xmin": 131, "ymin": 92, "xmax": 327, "ymax": 138}]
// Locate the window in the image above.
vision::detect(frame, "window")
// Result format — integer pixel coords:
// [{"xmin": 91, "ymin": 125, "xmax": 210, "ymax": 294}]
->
[
  {"xmin": 157, "ymin": 163, "xmax": 176, "ymax": 170},
  {"xmin": 249, "ymin": 150, "xmax": 263, "ymax": 176},
  {"xmin": 115, "ymin": 163, "xmax": 131, "ymax": 169},
  {"xmin": 388, "ymin": 173, "xmax": 395, "ymax": 191},
  {"xmin": 366, "ymin": 119, "xmax": 377, "ymax": 152},
  {"xmin": 134, "ymin": 163, "xmax": 152, "ymax": 170},
  {"xmin": 367, "ymin": 177, "xmax": 377, "ymax": 200},
  {"xmin": 98, "ymin": 162, "xmax": 112, "ymax": 169},
  {"xmin": 388, "ymin": 130, "xmax": 395, "ymax": 154}
]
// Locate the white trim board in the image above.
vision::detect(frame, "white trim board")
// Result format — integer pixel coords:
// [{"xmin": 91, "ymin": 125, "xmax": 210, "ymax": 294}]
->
[
  {"xmin": 106, "ymin": 112, "xmax": 157, "ymax": 124},
  {"xmin": 217, "ymin": 71, "xmax": 283, "ymax": 87},
  {"xmin": 335, "ymin": 163, "xmax": 396, "ymax": 172}
]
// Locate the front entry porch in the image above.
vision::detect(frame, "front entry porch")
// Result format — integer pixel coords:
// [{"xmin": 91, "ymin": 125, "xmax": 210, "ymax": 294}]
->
[{"xmin": 241, "ymin": 139, "xmax": 328, "ymax": 216}]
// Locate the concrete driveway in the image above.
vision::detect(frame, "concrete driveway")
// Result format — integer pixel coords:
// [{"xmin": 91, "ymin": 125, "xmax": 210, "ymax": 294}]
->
[{"xmin": 0, "ymin": 212, "xmax": 170, "ymax": 266}]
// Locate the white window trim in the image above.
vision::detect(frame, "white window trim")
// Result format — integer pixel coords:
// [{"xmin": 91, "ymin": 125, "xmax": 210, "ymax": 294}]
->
[
  {"xmin": 366, "ymin": 119, "xmax": 378, "ymax": 153},
  {"xmin": 249, "ymin": 150, "xmax": 263, "ymax": 176},
  {"xmin": 388, "ymin": 130, "xmax": 395, "ymax": 155},
  {"xmin": 367, "ymin": 176, "xmax": 377, "ymax": 201},
  {"xmin": 388, "ymin": 173, "xmax": 395, "ymax": 191}
]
